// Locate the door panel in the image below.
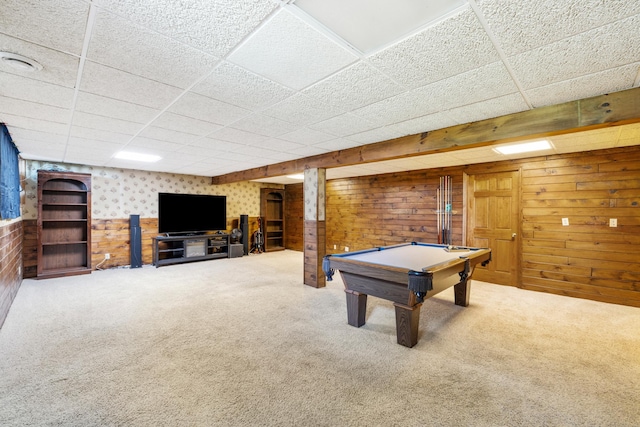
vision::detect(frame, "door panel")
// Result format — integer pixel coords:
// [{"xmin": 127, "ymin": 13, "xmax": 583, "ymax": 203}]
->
[{"xmin": 467, "ymin": 171, "xmax": 520, "ymax": 286}]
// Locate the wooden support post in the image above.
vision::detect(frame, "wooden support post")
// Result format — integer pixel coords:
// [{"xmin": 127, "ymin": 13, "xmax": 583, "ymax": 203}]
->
[{"xmin": 303, "ymin": 168, "xmax": 326, "ymax": 288}]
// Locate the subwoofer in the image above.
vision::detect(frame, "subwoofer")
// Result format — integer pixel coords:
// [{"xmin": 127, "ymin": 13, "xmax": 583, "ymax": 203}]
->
[
  {"xmin": 240, "ymin": 214, "xmax": 249, "ymax": 255},
  {"xmin": 130, "ymin": 214, "xmax": 142, "ymax": 268}
]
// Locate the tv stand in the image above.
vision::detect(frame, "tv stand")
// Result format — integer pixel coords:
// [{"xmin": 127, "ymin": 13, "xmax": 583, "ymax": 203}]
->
[{"xmin": 153, "ymin": 234, "xmax": 230, "ymax": 267}]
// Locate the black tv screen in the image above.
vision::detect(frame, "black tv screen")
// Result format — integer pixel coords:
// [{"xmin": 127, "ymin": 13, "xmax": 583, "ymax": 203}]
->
[{"xmin": 158, "ymin": 193, "xmax": 227, "ymax": 234}]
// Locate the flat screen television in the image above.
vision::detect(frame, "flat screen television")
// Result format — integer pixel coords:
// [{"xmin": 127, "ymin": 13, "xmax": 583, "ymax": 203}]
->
[{"xmin": 158, "ymin": 192, "xmax": 227, "ymax": 234}]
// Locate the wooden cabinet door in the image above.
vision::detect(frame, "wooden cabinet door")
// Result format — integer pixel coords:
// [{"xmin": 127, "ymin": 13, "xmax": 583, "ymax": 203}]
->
[{"xmin": 467, "ymin": 170, "xmax": 520, "ymax": 286}]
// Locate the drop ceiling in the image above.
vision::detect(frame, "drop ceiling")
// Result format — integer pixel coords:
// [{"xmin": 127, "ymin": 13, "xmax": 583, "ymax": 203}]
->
[{"xmin": 1, "ymin": 0, "xmax": 639, "ymax": 183}]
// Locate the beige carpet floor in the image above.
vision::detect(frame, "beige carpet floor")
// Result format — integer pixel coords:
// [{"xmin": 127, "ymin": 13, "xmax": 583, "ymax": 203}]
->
[{"xmin": 1, "ymin": 250, "xmax": 638, "ymax": 426}]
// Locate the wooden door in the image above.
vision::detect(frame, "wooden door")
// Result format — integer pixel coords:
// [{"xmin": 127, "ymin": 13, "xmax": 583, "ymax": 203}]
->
[{"xmin": 466, "ymin": 171, "xmax": 520, "ymax": 286}]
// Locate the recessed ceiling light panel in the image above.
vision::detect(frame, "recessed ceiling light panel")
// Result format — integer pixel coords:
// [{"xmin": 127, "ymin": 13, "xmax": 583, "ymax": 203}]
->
[
  {"xmin": 493, "ymin": 140, "xmax": 553, "ymax": 155},
  {"xmin": 114, "ymin": 151, "xmax": 162, "ymax": 163},
  {"xmin": 0, "ymin": 52, "xmax": 43, "ymax": 72},
  {"xmin": 294, "ymin": 0, "xmax": 467, "ymax": 53}
]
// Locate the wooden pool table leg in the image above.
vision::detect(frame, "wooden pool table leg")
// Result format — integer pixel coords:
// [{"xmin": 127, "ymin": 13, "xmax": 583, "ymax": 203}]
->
[
  {"xmin": 394, "ymin": 302, "xmax": 422, "ymax": 348},
  {"xmin": 454, "ymin": 260, "xmax": 472, "ymax": 307},
  {"xmin": 345, "ymin": 289, "xmax": 367, "ymax": 327}
]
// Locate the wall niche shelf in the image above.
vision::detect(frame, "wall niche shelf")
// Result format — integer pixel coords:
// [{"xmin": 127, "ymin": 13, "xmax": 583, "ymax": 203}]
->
[{"xmin": 37, "ymin": 170, "xmax": 92, "ymax": 279}]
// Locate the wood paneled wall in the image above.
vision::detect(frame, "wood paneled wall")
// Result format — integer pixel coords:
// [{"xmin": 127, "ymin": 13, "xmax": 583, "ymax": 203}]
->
[
  {"xmin": 325, "ymin": 168, "xmax": 465, "ymax": 253},
  {"xmin": 517, "ymin": 147, "xmax": 640, "ymax": 306},
  {"xmin": 317, "ymin": 146, "xmax": 640, "ymax": 307},
  {"xmin": 285, "ymin": 183, "xmax": 303, "ymax": 251},
  {"xmin": 1, "ymin": 220, "xmax": 23, "ymax": 327}
]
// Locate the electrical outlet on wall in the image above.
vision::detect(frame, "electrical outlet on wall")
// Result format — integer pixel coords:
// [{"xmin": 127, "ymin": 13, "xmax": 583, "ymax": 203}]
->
[
  {"xmin": 105, "ymin": 253, "xmax": 111, "ymax": 259},
  {"xmin": 609, "ymin": 218, "xmax": 617, "ymax": 227},
  {"xmin": 344, "ymin": 247, "xmax": 349, "ymax": 252},
  {"xmin": 562, "ymin": 218, "xmax": 569, "ymax": 226}
]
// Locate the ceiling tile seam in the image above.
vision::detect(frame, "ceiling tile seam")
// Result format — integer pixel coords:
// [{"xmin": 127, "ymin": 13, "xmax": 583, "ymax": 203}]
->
[
  {"xmin": 467, "ymin": 0, "xmax": 533, "ymax": 110},
  {"xmin": 523, "ymin": 61, "xmax": 640, "ymax": 93},
  {"xmin": 62, "ymin": 2, "xmax": 98, "ymax": 164}
]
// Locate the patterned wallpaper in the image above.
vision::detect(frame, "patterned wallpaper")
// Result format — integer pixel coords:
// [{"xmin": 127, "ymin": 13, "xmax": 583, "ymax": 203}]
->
[{"xmin": 22, "ymin": 161, "xmax": 281, "ymax": 221}]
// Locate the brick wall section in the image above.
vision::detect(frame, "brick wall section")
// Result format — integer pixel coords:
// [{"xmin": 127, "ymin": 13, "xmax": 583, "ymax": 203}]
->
[{"xmin": 0, "ymin": 220, "xmax": 23, "ymax": 327}]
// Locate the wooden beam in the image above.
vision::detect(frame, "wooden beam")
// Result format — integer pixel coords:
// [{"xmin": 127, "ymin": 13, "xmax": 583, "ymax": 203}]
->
[{"xmin": 211, "ymin": 87, "xmax": 640, "ymax": 185}]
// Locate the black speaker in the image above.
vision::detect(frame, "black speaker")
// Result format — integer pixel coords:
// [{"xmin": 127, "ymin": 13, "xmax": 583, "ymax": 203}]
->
[
  {"xmin": 130, "ymin": 214, "xmax": 142, "ymax": 268},
  {"xmin": 240, "ymin": 214, "xmax": 249, "ymax": 255}
]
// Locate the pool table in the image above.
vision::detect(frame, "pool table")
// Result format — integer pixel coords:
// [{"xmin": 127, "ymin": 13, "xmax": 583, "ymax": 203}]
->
[{"xmin": 323, "ymin": 242, "xmax": 491, "ymax": 348}]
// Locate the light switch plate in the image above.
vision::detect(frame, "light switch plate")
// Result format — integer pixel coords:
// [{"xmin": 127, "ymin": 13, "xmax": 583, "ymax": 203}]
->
[
  {"xmin": 609, "ymin": 218, "xmax": 617, "ymax": 227},
  {"xmin": 562, "ymin": 218, "xmax": 569, "ymax": 226}
]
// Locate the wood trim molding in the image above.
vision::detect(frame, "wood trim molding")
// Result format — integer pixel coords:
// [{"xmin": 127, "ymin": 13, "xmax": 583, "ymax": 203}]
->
[{"xmin": 211, "ymin": 87, "xmax": 640, "ymax": 184}]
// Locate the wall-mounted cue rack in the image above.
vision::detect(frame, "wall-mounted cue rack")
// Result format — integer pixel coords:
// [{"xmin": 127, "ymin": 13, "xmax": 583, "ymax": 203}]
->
[{"xmin": 436, "ymin": 175, "xmax": 453, "ymax": 245}]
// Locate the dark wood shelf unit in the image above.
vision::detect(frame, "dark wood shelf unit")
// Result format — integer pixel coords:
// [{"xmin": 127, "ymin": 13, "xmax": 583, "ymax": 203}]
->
[
  {"xmin": 153, "ymin": 234, "xmax": 230, "ymax": 267},
  {"xmin": 261, "ymin": 188, "xmax": 285, "ymax": 252},
  {"xmin": 37, "ymin": 170, "xmax": 92, "ymax": 279}
]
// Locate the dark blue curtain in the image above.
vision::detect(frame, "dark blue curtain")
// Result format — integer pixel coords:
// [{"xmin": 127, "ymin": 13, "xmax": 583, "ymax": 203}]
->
[{"xmin": 0, "ymin": 124, "xmax": 21, "ymax": 219}]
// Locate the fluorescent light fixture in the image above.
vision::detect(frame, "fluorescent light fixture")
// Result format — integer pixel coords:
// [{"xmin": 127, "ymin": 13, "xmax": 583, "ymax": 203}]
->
[
  {"xmin": 493, "ymin": 140, "xmax": 553, "ymax": 155},
  {"xmin": 286, "ymin": 174, "xmax": 305, "ymax": 180},
  {"xmin": 114, "ymin": 151, "xmax": 161, "ymax": 162}
]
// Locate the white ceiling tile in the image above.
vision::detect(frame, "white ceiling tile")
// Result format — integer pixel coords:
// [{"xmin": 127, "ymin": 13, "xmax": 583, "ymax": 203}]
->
[
  {"xmin": 0, "ymin": 34, "xmax": 79, "ymax": 88},
  {"xmin": 229, "ymin": 113, "xmax": 298, "ymax": 137},
  {"xmin": 350, "ymin": 91, "xmax": 436, "ymax": 126},
  {"xmin": 287, "ymin": 145, "xmax": 330, "ymax": 157},
  {"xmin": 81, "ymin": 61, "xmax": 183, "ymax": 108},
  {"xmin": 308, "ymin": 113, "xmax": 377, "ymax": 137},
  {"xmin": 179, "ymin": 145, "xmax": 223, "ymax": 158},
  {"xmin": 1, "ymin": 0, "xmax": 89, "ymax": 55},
  {"xmin": 0, "ymin": 72, "xmax": 74, "ymax": 109},
  {"xmin": 313, "ymin": 138, "xmax": 363, "ymax": 151},
  {"xmin": 279, "ymin": 127, "xmax": 335, "ymax": 145},
  {"xmin": 14, "ymin": 139, "xmax": 66, "ymax": 161},
  {"xmin": 74, "ymin": 92, "xmax": 160, "ymax": 123},
  {"xmin": 0, "ymin": 96, "xmax": 71, "ymax": 124},
  {"xmin": 526, "ymin": 62, "xmax": 640, "ymax": 108},
  {"xmin": 127, "ymin": 137, "xmax": 183, "ymax": 152},
  {"xmin": 477, "ymin": 0, "xmax": 640, "ymax": 55},
  {"xmin": 149, "ymin": 112, "xmax": 223, "ymax": 136},
  {"xmin": 168, "ymin": 92, "xmax": 249, "ymax": 125},
  {"xmin": 70, "ymin": 126, "xmax": 133, "ymax": 144},
  {"xmin": 93, "ymin": 0, "xmax": 277, "ymax": 57},
  {"xmin": 510, "ymin": 14, "xmax": 640, "ymax": 90},
  {"xmin": 368, "ymin": 5, "xmax": 500, "ymax": 89},
  {"xmin": 258, "ymin": 138, "xmax": 305, "ymax": 151},
  {"xmin": 6, "ymin": 128, "xmax": 68, "ymax": 145},
  {"xmin": 208, "ymin": 127, "xmax": 271, "ymax": 146},
  {"xmin": 303, "ymin": 61, "xmax": 406, "ymax": 110},
  {"xmin": 192, "ymin": 62, "xmax": 294, "ymax": 110},
  {"xmin": 71, "ymin": 112, "xmax": 143, "ymax": 135},
  {"xmin": 1, "ymin": 113, "xmax": 68, "ymax": 135},
  {"xmin": 88, "ymin": 9, "xmax": 219, "ymax": 88},
  {"xmin": 194, "ymin": 137, "xmax": 247, "ymax": 152},
  {"xmin": 66, "ymin": 136, "xmax": 124, "ymax": 149},
  {"xmin": 138, "ymin": 127, "xmax": 199, "ymax": 145},
  {"xmin": 444, "ymin": 93, "xmax": 530, "ymax": 124},
  {"xmin": 261, "ymin": 93, "xmax": 344, "ymax": 127},
  {"xmin": 228, "ymin": 8, "xmax": 358, "ymax": 90},
  {"xmin": 346, "ymin": 127, "xmax": 405, "ymax": 145},
  {"xmin": 218, "ymin": 147, "xmax": 278, "ymax": 161},
  {"xmin": 261, "ymin": 152, "xmax": 300, "ymax": 162},
  {"xmin": 388, "ymin": 112, "xmax": 459, "ymax": 136}
]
